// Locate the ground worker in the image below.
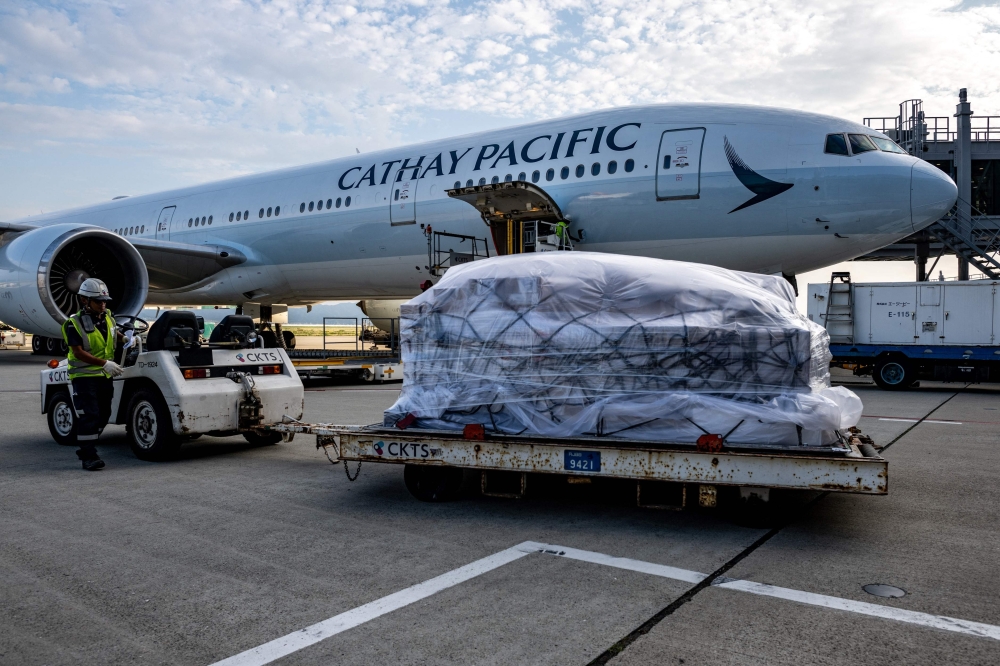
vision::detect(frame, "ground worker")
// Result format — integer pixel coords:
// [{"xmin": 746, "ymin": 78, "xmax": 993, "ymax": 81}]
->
[
  {"xmin": 554, "ymin": 220, "xmax": 571, "ymax": 249},
  {"xmin": 61, "ymin": 278, "xmax": 126, "ymax": 471}
]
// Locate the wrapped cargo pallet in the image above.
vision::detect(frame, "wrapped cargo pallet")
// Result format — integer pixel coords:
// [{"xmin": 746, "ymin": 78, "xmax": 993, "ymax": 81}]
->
[{"xmin": 384, "ymin": 253, "xmax": 862, "ymax": 448}]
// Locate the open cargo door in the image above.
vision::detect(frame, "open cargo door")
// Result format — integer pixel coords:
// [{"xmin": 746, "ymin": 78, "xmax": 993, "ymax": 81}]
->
[{"xmin": 446, "ymin": 181, "xmax": 570, "ymax": 255}]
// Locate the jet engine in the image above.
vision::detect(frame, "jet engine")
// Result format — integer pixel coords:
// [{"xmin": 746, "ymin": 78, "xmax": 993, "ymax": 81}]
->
[
  {"xmin": 358, "ymin": 299, "xmax": 405, "ymax": 335},
  {"xmin": 0, "ymin": 224, "xmax": 148, "ymax": 337}
]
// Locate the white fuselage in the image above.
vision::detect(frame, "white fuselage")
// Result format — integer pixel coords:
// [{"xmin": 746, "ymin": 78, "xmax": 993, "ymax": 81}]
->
[{"xmin": 8, "ymin": 103, "xmax": 957, "ymax": 307}]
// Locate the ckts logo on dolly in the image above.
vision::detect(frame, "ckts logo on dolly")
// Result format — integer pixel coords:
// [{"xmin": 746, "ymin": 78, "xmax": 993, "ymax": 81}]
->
[
  {"xmin": 235, "ymin": 351, "xmax": 280, "ymax": 363},
  {"xmin": 373, "ymin": 440, "xmax": 431, "ymax": 458}
]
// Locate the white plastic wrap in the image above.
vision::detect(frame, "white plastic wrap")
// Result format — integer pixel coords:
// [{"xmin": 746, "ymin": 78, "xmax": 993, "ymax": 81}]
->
[{"xmin": 385, "ymin": 253, "xmax": 862, "ymax": 447}]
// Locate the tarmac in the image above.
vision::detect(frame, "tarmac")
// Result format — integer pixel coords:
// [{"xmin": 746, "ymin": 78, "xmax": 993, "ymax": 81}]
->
[{"xmin": 1, "ymin": 347, "xmax": 998, "ymax": 665}]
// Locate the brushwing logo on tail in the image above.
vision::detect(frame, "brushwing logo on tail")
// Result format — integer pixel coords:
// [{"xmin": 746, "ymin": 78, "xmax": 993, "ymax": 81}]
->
[{"xmin": 724, "ymin": 136, "xmax": 794, "ymax": 213}]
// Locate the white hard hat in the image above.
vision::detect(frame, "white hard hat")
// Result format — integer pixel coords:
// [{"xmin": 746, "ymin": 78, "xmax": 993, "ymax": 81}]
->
[{"xmin": 78, "ymin": 278, "xmax": 112, "ymax": 301}]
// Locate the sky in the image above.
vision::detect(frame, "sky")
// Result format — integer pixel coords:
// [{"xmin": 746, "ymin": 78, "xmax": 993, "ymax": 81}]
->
[{"xmin": 2, "ymin": 0, "xmax": 999, "ymax": 310}]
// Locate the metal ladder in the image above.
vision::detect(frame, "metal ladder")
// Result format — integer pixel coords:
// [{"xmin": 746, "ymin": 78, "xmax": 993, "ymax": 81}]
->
[
  {"xmin": 824, "ymin": 272, "xmax": 854, "ymax": 344},
  {"xmin": 929, "ymin": 199, "xmax": 1000, "ymax": 279}
]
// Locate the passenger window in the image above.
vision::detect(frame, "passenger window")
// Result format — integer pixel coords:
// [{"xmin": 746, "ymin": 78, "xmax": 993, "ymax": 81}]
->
[
  {"xmin": 518, "ymin": 172, "xmax": 526, "ymax": 181},
  {"xmin": 479, "ymin": 177, "xmax": 486, "ymax": 186},
  {"xmin": 491, "ymin": 176, "xmax": 499, "ymax": 184},
  {"xmin": 574, "ymin": 165, "xmax": 583, "ymax": 177},
  {"xmin": 870, "ymin": 136, "xmax": 907, "ymax": 154},
  {"xmin": 591, "ymin": 162, "xmax": 600, "ymax": 176},
  {"xmin": 308, "ymin": 201, "xmax": 314, "ymax": 211},
  {"xmin": 299, "ymin": 203, "xmax": 305, "ymax": 213},
  {"xmin": 608, "ymin": 160, "xmax": 617, "ymax": 174},
  {"xmin": 825, "ymin": 133, "xmax": 849, "ymax": 156},
  {"xmin": 275, "ymin": 206, "xmax": 280, "ymax": 216},
  {"xmin": 207, "ymin": 216, "xmax": 212, "ymax": 225},
  {"xmin": 140, "ymin": 225, "xmax": 144, "ymax": 233},
  {"xmin": 259, "ymin": 209, "xmax": 264, "ymax": 219},
  {"xmin": 244, "ymin": 210, "xmax": 249, "ymax": 220},
  {"xmin": 345, "ymin": 196, "xmax": 351, "ymax": 207},
  {"xmin": 202, "ymin": 216, "xmax": 207, "ymax": 225},
  {"xmin": 624, "ymin": 159, "xmax": 634, "ymax": 172},
  {"xmin": 454, "ymin": 181, "xmax": 461, "ymax": 189},
  {"xmin": 848, "ymin": 134, "xmax": 878, "ymax": 154},
  {"xmin": 560, "ymin": 166, "xmax": 570, "ymax": 179},
  {"xmin": 188, "ymin": 218, "xmax": 193, "ymax": 227},
  {"xmin": 237, "ymin": 211, "xmax": 242, "ymax": 221},
  {"xmin": 336, "ymin": 197, "xmax": 342, "ymax": 208},
  {"xmin": 466, "ymin": 179, "xmax": 473, "ymax": 187},
  {"xmin": 325, "ymin": 200, "xmax": 331, "ymax": 210},
  {"xmin": 504, "ymin": 174, "xmax": 512, "ymax": 182},
  {"xmin": 229, "ymin": 212, "xmax": 234, "ymax": 222},
  {"xmin": 546, "ymin": 168, "xmax": 554, "ymax": 181},
  {"xmin": 532, "ymin": 170, "xmax": 540, "ymax": 183},
  {"xmin": 267, "ymin": 207, "xmax": 272, "ymax": 217}
]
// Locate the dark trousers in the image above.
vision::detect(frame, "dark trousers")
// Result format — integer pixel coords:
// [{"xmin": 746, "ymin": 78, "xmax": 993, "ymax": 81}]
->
[{"xmin": 71, "ymin": 377, "xmax": 113, "ymax": 460}]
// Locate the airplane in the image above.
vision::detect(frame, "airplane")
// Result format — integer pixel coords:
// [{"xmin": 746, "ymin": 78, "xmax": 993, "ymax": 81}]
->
[{"xmin": 0, "ymin": 103, "xmax": 957, "ymax": 345}]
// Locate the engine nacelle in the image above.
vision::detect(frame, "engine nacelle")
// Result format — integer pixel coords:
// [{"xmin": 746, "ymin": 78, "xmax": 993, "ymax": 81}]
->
[
  {"xmin": 0, "ymin": 224, "xmax": 148, "ymax": 337},
  {"xmin": 358, "ymin": 299, "xmax": 406, "ymax": 335}
]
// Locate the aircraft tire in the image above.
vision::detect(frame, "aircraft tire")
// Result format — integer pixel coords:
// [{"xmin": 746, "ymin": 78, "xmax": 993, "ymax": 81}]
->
[{"xmin": 32, "ymin": 335, "xmax": 45, "ymax": 354}]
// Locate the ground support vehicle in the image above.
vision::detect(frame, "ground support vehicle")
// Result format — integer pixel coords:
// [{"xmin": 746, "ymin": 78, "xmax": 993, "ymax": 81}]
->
[
  {"xmin": 809, "ymin": 274, "xmax": 1000, "ymax": 389},
  {"xmin": 288, "ymin": 349, "xmax": 402, "ymax": 382},
  {"xmin": 266, "ymin": 422, "xmax": 887, "ymax": 505},
  {"xmin": 41, "ymin": 312, "xmax": 304, "ymax": 460},
  {"xmin": 0, "ymin": 323, "xmax": 26, "ymax": 349}
]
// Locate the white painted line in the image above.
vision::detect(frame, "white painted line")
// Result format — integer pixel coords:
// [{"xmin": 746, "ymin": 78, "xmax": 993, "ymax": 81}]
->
[
  {"xmin": 878, "ymin": 418, "xmax": 963, "ymax": 425},
  {"xmin": 535, "ymin": 544, "xmax": 1000, "ymax": 642},
  {"xmin": 209, "ymin": 544, "xmax": 533, "ymax": 666},
  {"xmin": 714, "ymin": 578, "xmax": 1000, "ymax": 641},
  {"xmin": 211, "ymin": 541, "xmax": 1000, "ymax": 665},
  {"xmin": 544, "ymin": 544, "xmax": 706, "ymax": 584}
]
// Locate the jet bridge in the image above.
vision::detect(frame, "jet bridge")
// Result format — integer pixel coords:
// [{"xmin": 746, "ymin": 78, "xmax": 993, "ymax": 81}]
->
[{"xmin": 446, "ymin": 181, "xmax": 574, "ymax": 256}]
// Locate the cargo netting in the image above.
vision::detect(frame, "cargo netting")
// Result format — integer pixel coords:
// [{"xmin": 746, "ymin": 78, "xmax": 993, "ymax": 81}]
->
[{"xmin": 384, "ymin": 253, "xmax": 862, "ymax": 447}]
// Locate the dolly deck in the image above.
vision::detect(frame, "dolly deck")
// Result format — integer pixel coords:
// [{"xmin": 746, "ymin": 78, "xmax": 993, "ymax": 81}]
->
[{"xmin": 265, "ymin": 422, "xmax": 887, "ymax": 501}]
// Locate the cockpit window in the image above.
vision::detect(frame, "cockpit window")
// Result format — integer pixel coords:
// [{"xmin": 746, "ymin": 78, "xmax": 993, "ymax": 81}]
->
[
  {"xmin": 870, "ymin": 136, "xmax": 908, "ymax": 154},
  {"xmin": 848, "ymin": 134, "xmax": 878, "ymax": 154},
  {"xmin": 825, "ymin": 133, "xmax": 849, "ymax": 156}
]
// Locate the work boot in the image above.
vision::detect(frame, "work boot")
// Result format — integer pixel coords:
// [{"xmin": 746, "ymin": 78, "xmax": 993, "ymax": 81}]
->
[{"xmin": 82, "ymin": 458, "xmax": 105, "ymax": 471}]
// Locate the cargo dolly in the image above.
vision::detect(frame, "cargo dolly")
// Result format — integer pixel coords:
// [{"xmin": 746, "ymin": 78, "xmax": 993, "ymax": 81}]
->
[{"xmin": 264, "ymin": 421, "xmax": 887, "ymax": 506}]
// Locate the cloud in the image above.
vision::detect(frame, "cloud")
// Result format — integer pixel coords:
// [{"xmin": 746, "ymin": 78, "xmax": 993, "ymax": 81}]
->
[{"xmin": 0, "ymin": 0, "xmax": 998, "ymax": 218}]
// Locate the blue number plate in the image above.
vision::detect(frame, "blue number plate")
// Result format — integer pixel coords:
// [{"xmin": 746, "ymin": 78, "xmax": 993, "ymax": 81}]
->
[{"xmin": 564, "ymin": 450, "xmax": 601, "ymax": 472}]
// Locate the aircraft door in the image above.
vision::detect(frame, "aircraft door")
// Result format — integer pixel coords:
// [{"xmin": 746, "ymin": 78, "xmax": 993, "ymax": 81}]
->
[
  {"xmin": 656, "ymin": 128, "xmax": 706, "ymax": 201},
  {"xmin": 390, "ymin": 172, "xmax": 417, "ymax": 226},
  {"xmin": 155, "ymin": 206, "xmax": 176, "ymax": 240}
]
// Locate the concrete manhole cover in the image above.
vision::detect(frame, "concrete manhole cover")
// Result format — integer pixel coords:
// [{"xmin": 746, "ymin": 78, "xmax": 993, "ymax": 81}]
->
[{"xmin": 863, "ymin": 584, "xmax": 906, "ymax": 598}]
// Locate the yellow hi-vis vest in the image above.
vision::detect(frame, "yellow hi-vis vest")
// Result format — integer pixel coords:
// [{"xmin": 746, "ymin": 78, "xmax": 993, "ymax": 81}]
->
[{"xmin": 62, "ymin": 310, "xmax": 117, "ymax": 380}]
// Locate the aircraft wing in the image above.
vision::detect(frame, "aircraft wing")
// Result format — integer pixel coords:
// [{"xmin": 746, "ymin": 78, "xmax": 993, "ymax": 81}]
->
[
  {"xmin": 129, "ymin": 237, "xmax": 247, "ymax": 290},
  {"xmin": 0, "ymin": 221, "xmax": 38, "ymax": 233},
  {"xmin": 1, "ymin": 220, "xmax": 246, "ymax": 290}
]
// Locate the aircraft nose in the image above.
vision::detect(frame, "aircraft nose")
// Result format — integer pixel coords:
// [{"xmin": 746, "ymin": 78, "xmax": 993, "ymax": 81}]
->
[{"xmin": 911, "ymin": 160, "xmax": 958, "ymax": 230}]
